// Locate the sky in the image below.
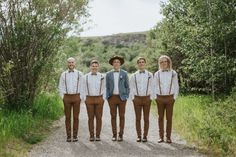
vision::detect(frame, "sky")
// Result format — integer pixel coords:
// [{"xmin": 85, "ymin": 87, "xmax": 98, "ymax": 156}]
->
[{"xmin": 80, "ymin": 0, "xmax": 165, "ymax": 37}]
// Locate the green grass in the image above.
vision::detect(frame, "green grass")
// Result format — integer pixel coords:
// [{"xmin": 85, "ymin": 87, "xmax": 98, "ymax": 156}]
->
[
  {"xmin": 0, "ymin": 92, "xmax": 63, "ymax": 157},
  {"xmin": 171, "ymin": 94, "xmax": 236, "ymax": 156}
]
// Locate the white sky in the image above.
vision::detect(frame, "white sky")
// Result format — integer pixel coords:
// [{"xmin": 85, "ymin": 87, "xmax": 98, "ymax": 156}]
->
[{"xmin": 80, "ymin": 0, "xmax": 165, "ymax": 37}]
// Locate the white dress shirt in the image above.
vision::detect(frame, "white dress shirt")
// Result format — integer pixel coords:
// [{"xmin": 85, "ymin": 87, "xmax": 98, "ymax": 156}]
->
[
  {"xmin": 58, "ymin": 69, "xmax": 83, "ymax": 99},
  {"xmin": 113, "ymin": 70, "xmax": 120, "ymax": 95},
  {"xmin": 129, "ymin": 70, "xmax": 154, "ymax": 100},
  {"xmin": 81, "ymin": 72, "xmax": 106, "ymax": 100},
  {"xmin": 153, "ymin": 70, "xmax": 179, "ymax": 100}
]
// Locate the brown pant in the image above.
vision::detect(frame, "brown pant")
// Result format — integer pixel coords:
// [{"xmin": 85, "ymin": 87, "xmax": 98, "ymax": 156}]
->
[
  {"xmin": 156, "ymin": 95, "xmax": 175, "ymax": 139},
  {"xmin": 133, "ymin": 96, "xmax": 151, "ymax": 137},
  {"xmin": 63, "ymin": 94, "xmax": 81, "ymax": 138},
  {"xmin": 85, "ymin": 96, "xmax": 104, "ymax": 137},
  {"xmin": 108, "ymin": 95, "xmax": 127, "ymax": 136}
]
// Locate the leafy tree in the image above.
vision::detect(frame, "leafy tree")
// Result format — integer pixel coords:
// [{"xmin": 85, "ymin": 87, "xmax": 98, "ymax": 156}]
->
[{"xmin": 0, "ymin": 0, "xmax": 88, "ymax": 110}]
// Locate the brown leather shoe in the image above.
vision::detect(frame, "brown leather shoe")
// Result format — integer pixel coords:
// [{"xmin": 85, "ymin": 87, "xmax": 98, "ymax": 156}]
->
[
  {"xmin": 66, "ymin": 136, "xmax": 71, "ymax": 142},
  {"xmin": 136, "ymin": 136, "xmax": 141, "ymax": 142},
  {"xmin": 142, "ymin": 136, "xmax": 147, "ymax": 142},
  {"xmin": 89, "ymin": 136, "xmax": 95, "ymax": 141},
  {"xmin": 118, "ymin": 135, "xmax": 123, "ymax": 142},
  {"xmin": 72, "ymin": 136, "xmax": 78, "ymax": 142},
  {"xmin": 166, "ymin": 138, "xmax": 172, "ymax": 143},
  {"xmin": 112, "ymin": 135, "xmax": 117, "ymax": 141},
  {"xmin": 96, "ymin": 136, "xmax": 101, "ymax": 141},
  {"xmin": 158, "ymin": 138, "xmax": 164, "ymax": 143}
]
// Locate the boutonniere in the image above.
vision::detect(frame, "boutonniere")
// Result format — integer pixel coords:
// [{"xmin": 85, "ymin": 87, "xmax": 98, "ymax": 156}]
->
[
  {"xmin": 120, "ymin": 75, "xmax": 123, "ymax": 80},
  {"xmin": 101, "ymin": 76, "xmax": 104, "ymax": 80}
]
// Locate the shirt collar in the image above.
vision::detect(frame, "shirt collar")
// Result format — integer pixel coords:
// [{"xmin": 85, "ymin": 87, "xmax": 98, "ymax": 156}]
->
[{"xmin": 113, "ymin": 69, "xmax": 120, "ymax": 73}]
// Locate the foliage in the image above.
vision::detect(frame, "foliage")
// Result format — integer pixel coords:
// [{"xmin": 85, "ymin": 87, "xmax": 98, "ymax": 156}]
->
[
  {"xmin": 60, "ymin": 33, "xmax": 148, "ymax": 73},
  {"xmin": 148, "ymin": 0, "xmax": 236, "ymax": 96},
  {"xmin": 0, "ymin": 0, "xmax": 88, "ymax": 110},
  {"xmin": 172, "ymin": 92, "xmax": 236, "ymax": 156},
  {"xmin": 0, "ymin": 92, "xmax": 63, "ymax": 156}
]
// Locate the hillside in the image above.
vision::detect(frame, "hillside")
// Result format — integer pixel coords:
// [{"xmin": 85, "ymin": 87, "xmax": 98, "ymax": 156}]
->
[{"xmin": 62, "ymin": 31, "xmax": 150, "ymax": 73}]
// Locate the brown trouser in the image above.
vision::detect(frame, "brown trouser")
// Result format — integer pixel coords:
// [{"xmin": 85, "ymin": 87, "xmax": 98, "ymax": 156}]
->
[
  {"xmin": 156, "ymin": 95, "xmax": 175, "ymax": 139},
  {"xmin": 133, "ymin": 96, "xmax": 151, "ymax": 137},
  {"xmin": 85, "ymin": 96, "xmax": 104, "ymax": 137},
  {"xmin": 63, "ymin": 94, "xmax": 81, "ymax": 138},
  {"xmin": 108, "ymin": 95, "xmax": 127, "ymax": 136}
]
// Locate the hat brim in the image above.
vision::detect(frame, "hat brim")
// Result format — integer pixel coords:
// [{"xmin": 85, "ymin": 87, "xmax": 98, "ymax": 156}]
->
[{"xmin": 109, "ymin": 56, "xmax": 124, "ymax": 65}]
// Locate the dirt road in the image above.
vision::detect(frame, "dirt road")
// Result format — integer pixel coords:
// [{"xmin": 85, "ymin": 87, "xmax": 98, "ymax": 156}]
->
[{"xmin": 28, "ymin": 100, "xmax": 205, "ymax": 157}]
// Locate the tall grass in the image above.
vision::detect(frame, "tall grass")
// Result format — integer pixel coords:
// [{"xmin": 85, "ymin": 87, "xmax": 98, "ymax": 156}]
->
[
  {"xmin": 0, "ymin": 92, "xmax": 63, "ymax": 157},
  {"xmin": 172, "ymin": 93, "xmax": 236, "ymax": 156}
]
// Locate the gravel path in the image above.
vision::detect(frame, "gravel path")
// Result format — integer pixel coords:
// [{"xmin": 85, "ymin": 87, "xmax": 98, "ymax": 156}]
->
[{"xmin": 28, "ymin": 100, "xmax": 205, "ymax": 157}]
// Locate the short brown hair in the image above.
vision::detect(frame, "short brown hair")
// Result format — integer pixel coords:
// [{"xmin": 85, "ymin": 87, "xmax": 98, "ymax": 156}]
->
[
  {"xmin": 90, "ymin": 59, "xmax": 99, "ymax": 66},
  {"xmin": 137, "ymin": 57, "xmax": 146, "ymax": 63}
]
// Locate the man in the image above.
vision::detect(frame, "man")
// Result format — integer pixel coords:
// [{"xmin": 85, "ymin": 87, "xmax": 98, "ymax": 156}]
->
[
  {"xmin": 129, "ymin": 57, "xmax": 154, "ymax": 142},
  {"xmin": 106, "ymin": 55, "xmax": 130, "ymax": 141},
  {"xmin": 59, "ymin": 57, "xmax": 83, "ymax": 142},
  {"xmin": 81, "ymin": 60, "xmax": 105, "ymax": 142},
  {"xmin": 153, "ymin": 55, "xmax": 179, "ymax": 143}
]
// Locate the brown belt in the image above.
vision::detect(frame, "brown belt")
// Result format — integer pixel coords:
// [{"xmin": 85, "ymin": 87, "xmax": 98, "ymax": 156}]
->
[
  {"xmin": 134, "ymin": 95, "xmax": 150, "ymax": 98},
  {"xmin": 64, "ymin": 93, "xmax": 80, "ymax": 96},
  {"xmin": 157, "ymin": 94, "xmax": 174, "ymax": 97},
  {"xmin": 86, "ymin": 95, "xmax": 103, "ymax": 98}
]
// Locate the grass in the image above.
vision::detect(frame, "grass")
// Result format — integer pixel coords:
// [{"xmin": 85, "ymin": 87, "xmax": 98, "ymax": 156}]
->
[
  {"xmin": 0, "ymin": 92, "xmax": 63, "ymax": 157},
  {"xmin": 170, "ymin": 93, "xmax": 236, "ymax": 157}
]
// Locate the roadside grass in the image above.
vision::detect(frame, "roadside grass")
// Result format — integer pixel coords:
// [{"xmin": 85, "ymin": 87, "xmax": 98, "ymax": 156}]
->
[
  {"xmin": 152, "ymin": 93, "xmax": 236, "ymax": 156},
  {"xmin": 0, "ymin": 92, "xmax": 63, "ymax": 157}
]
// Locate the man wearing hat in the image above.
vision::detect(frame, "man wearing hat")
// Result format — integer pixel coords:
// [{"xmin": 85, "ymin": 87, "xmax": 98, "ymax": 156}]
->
[
  {"xmin": 81, "ymin": 60, "xmax": 105, "ymax": 142},
  {"xmin": 58, "ymin": 57, "xmax": 83, "ymax": 142},
  {"xmin": 106, "ymin": 56, "xmax": 130, "ymax": 141},
  {"xmin": 129, "ymin": 57, "xmax": 154, "ymax": 142}
]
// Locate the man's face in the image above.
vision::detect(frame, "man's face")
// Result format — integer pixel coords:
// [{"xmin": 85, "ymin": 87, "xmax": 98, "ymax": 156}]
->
[
  {"xmin": 113, "ymin": 59, "xmax": 121, "ymax": 70},
  {"xmin": 90, "ymin": 63, "xmax": 99, "ymax": 73},
  {"xmin": 67, "ymin": 59, "xmax": 76, "ymax": 70},
  {"xmin": 160, "ymin": 58, "xmax": 169, "ymax": 70},
  {"xmin": 137, "ymin": 59, "xmax": 146, "ymax": 70}
]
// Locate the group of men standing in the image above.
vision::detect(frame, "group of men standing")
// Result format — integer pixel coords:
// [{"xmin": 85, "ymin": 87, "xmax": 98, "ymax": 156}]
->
[{"xmin": 58, "ymin": 55, "xmax": 179, "ymax": 144}]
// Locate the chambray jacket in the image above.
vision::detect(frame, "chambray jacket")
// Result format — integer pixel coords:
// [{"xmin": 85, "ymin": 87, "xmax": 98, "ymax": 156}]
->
[{"xmin": 106, "ymin": 69, "xmax": 130, "ymax": 101}]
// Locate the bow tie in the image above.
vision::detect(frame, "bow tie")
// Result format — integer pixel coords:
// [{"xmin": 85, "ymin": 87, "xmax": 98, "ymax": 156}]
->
[
  {"xmin": 68, "ymin": 70, "xmax": 74, "ymax": 73},
  {"xmin": 162, "ymin": 70, "xmax": 169, "ymax": 72},
  {"xmin": 139, "ymin": 71, "xmax": 145, "ymax": 74},
  {"xmin": 114, "ymin": 71, "xmax": 120, "ymax": 73},
  {"xmin": 91, "ymin": 73, "xmax": 97, "ymax": 75}
]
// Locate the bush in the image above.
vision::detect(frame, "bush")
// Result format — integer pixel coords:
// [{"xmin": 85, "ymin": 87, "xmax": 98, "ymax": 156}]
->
[
  {"xmin": 171, "ymin": 93, "xmax": 236, "ymax": 156},
  {"xmin": 0, "ymin": 92, "xmax": 63, "ymax": 156}
]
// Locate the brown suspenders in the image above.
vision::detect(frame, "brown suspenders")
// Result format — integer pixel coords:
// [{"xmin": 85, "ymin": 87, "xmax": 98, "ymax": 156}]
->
[
  {"xmin": 64, "ymin": 71, "xmax": 80, "ymax": 94},
  {"xmin": 134, "ymin": 74, "xmax": 140, "ymax": 96},
  {"xmin": 146, "ymin": 74, "xmax": 151, "ymax": 96},
  {"xmin": 158, "ymin": 70, "xmax": 174, "ymax": 95},
  {"xmin": 86, "ymin": 74, "xmax": 104, "ymax": 96},
  {"xmin": 134, "ymin": 72, "xmax": 151, "ymax": 96},
  {"xmin": 76, "ymin": 72, "xmax": 80, "ymax": 93},
  {"xmin": 99, "ymin": 75, "xmax": 104, "ymax": 95},
  {"xmin": 65, "ymin": 73, "xmax": 68, "ymax": 94}
]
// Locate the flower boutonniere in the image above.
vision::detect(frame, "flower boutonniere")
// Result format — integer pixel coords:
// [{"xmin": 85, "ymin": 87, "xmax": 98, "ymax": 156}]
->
[{"xmin": 119, "ymin": 75, "xmax": 123, "ymax": 80}]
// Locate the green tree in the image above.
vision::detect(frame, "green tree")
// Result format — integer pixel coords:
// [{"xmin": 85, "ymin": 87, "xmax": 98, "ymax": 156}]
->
[{"xmin": 0, "ymin": 0, "xmax": 88, "ymax": 110}]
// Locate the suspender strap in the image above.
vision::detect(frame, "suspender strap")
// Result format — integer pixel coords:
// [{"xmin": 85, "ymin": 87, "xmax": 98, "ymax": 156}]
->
[
  {"xmin": 76, "ymin": 72, "xmax": 80, "ymax": 93},
  {"xmin": 86, "ymin": 75, "xmax": 90, "ymax": 96},
  {"xmin": 65, "ymin": 73, "xmax": 68, "ymax": 94},
  {"xmin": 158, "ymin": 71, "xmax": 162, "ymax": 95},
  {"xmin": 99, "ymin": 75, "xmax": 103, "ymax": 95},
  {"xmin": 169, "ymin": 71, "xmax": 174, "ymax": 95},
  {"xmin": 146, "ymin": 74, "xmax": 151, "ymax": 96},
  {"xmin": 134, "ymin": 74, "xmax": 139, "ymax": 96}
]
